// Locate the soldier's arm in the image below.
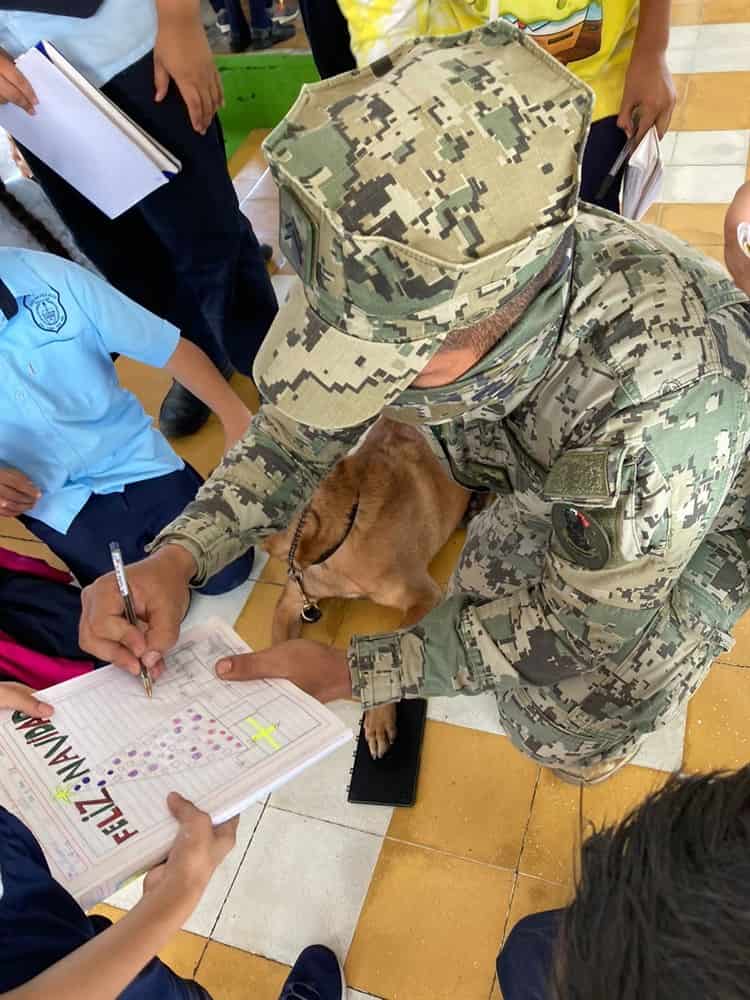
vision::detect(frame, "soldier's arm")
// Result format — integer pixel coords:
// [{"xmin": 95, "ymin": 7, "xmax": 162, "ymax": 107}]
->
[
  {"xmin": 151, "ymin": 404, "xmax": 373, "ymax": 585},
  {"xmin": 348, "ymin": 379, "xmax": 747, "ymax": 707}
]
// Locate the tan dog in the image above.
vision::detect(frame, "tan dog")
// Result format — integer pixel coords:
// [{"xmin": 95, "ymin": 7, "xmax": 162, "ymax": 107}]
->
[{"xmin": 264, "ymin": 417, "xmax": 470, "ymax": 758}]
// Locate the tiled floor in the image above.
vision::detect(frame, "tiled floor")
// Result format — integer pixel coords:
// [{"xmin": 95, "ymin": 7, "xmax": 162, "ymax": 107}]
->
[{"xmin": 6, "ymin": 6, "xmax": 750, "ymax": 998}]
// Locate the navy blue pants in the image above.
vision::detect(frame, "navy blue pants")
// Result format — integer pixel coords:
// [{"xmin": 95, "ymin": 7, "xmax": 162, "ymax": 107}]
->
[
  {"xmin": 21, "ymin": 50, "xmax": 278, "ymax": 376},
  {"xmin": 225, "ymin": 0, "xmax": 273, "ymax": 40},
  {"xmin": 299, "ymin": 0, "xmax": 356, "ymax": 79},
  {"xmin": 581, "ymin": 115, "xmax": 629, "ymax": 213},
  {"xmin": 497, "ymin": 909, "xmax": 563, "ymax": 1000},
  {"xmin": 21, "ymin": 464, "xmax": 252, "ymax": 593}
]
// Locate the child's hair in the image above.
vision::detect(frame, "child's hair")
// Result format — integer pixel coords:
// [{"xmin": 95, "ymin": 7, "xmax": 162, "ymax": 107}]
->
[{"xmin": 0, "ymin": 179, "xmax": 73, "ymax": 260}]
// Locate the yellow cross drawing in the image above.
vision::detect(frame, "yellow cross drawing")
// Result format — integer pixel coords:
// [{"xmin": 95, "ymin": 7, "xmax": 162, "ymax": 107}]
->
[
  {"xmin": 244, "ymin": 716, "xmax": 280, "ymax": 750},
  {"xmin": 53, "ymin": 785, "xmax": 72, "ymax": 803}
]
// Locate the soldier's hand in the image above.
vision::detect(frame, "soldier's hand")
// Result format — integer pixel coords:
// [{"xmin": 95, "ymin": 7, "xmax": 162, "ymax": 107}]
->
[
  {"xmin": 79, "ymin": 545, "xmax": 195, "ymax": 679},
  {"xmin": 216, "ymin": 640, "xmax": 353, "ymax": 703}
]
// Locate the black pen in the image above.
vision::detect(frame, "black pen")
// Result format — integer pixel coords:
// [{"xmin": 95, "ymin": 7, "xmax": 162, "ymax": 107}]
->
[
  {"xmin": 109, "ymin": 541, "xmax": 153, "ymax": 698},
  {"xmin": 595, "ymin": 110, "xmax": 643, "ymax": 205}
]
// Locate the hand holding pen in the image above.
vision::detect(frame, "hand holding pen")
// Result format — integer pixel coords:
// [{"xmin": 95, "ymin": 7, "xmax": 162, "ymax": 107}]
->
[{"xmin": 109, "ymin": 541, "xmax": 153, "ymax": 698}]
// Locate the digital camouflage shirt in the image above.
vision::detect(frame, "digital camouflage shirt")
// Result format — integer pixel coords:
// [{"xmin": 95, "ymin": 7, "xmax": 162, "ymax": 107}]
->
[{"xmin": 154, "ymin": 207, "xmax": 750, "ymax": 711}]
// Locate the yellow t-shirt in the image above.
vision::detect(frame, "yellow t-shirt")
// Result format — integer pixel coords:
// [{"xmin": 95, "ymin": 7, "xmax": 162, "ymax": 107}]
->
[{"xmin": 338, "ymin": 0, "xmax": 639, "ymax": 121}]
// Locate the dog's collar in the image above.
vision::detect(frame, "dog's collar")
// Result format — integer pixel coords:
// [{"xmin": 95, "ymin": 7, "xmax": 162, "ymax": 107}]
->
[{"xmin": 287, "ymin": 501, "xmax": 359, "ymax": 623}]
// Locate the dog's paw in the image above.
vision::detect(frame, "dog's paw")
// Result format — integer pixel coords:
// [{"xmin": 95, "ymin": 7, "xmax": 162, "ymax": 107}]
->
[{"xmin": 364, "ymin": 703, "xmax": 398, "ymax": 760}]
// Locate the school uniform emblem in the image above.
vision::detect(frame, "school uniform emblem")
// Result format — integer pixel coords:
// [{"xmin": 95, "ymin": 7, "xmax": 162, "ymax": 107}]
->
[{"xmin": 23, "ymin": 290, "xmax": 67, "ymax": 333}]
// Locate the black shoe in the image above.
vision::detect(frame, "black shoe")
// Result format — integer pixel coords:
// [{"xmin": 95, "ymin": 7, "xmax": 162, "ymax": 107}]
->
[
  {"xmin": 252, "ymin": 20, "xmax": 295, "ymax": 49},
  {"xmin": 229, "ymin": 32, "xmax": 251, "ymax": 52},
  {"xmin": 278, "ymin": 945, "xmax": 344, "ymax": 1000},
  {"xmin": 261, "ymin": 242, "xmax": 273, "ymax": 262},
  {"xmin": 158, "ymin": 381, "xmax": 211, "ymax": 438}
]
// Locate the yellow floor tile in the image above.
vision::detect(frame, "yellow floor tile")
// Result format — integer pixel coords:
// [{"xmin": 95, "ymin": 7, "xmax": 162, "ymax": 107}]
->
[
  {"xmin": 582, "ymin": 765, "xmax": 668, "ymax": 830},
  {"xmin": 88, "ymin": 904, "xmax": 207, "ymax": 978},
  {"xmin": 0, "ymin": 516, "xmax": 38, "ymax": 541},
  {"xmin": 659, "ymin": 203, "xmax": 728, "ymax": 245},
  {"xmin": 387, "ymin": 720, "xmax": 538, "ymax": 868},
  {"xmin": 234, "ymin": 580, "xmax": 287, "ymax": 650},
  {"xmin": 702, "ymin": 0, "xmax": 747, "ymax": 20},
  {"xmin": 504, "ymin": 875, "xmax": 572, "ymax": 944},
  {"xmin": 719, "ymin": 609, "xmax": 750, "ymax": 667},
  {"xmin": 641, "ymin": 203, "xmax": 662, "ymax": 227},
  {"xmin": 673, "ymin": 73, "xmax": 750, "ymax": 131},
  {"xmin": 346, "ymin": 839, "xmax": 512, "ymax": 1000},
  {"xmin": 670, "ymin": 0, "xmax": 703, "ymax": 23},
  {"xmin": 0, "ymin": 533, "xmax": 68, "ymax": 571},
  {"xmin": 332, "ymin": 599, "xmax": 404, "ymax": 649},
  {"xmin": 518, "ymin": 768, "xmax": 580, "ymax": 886},
  {"xmin": 228, "ymin": 128, "xmax": 271, "ymax": 195},
  {"xmin": 428, "ymin": 527, "xmax": 465, "ymax": 588},
  {"xmin": 683, "ymin": 663, "xmax": 750, "ymax": 772},
  {"xmin": 694, "ymin": 245, "xmax": 728, "ymax": 268},
  {"xmin": 196, "ymin": 941, "xmax": 290, "ymax": 1000},
  {"xmin": 116, "ymin": 356, "xmax": 171, "ymax": 422}
]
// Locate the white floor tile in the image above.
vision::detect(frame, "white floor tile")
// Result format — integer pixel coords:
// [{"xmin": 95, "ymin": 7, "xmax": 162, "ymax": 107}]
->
[
  {"xmin": 270, "ymin": 701, "xmax": 392, "ymax": 836},
  {"xmin": 671, "ymin": 130, "xmax": 749, "ymax": 166},
  {"xmin": 632, "ymin": 707, "xmax": 687, "ymax": 773},
  {"xmin": 427, "ymin": 692, "xmax": 503, "ymax": 735},
  {"xmin": 667, "ymin": 48, "xmax": 695, "ymax": 74},
  {"xmin": 692, "ymin": 24, "xmax": 750, "ymax": 73},
  {"xmin": 661, "ymin": 163, "xmax": 746, "ymax": 203},
  {"xmin": 668, "ymin": 24, "xmax": 701, "ymax": 49},
  {"xmin": 349, "ymin": 993, "xmax": 381, "ymax": 1000},
  {"xmin": 104, "ymin": 803, "xmax": 266, "ymax": 935},
  {"xmin": 212, "ymin": 807, "xmax": 383, "ymax": 966},
  {"xmin": 182, "ymin": 560, "xmax": 265, "ymax": 633},
  {"xmin": 659, "ymin": 131, "xmax": 677, "ymax": 165}
]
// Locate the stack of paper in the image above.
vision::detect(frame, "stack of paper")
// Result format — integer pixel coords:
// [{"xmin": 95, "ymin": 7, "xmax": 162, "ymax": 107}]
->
[
  {"xmin": 0, "ymin": 618, "xmax": 351, "ymax": 908},
  {"xmin": 0, "ymin": 41, "xmax": 181, "ymax": 218},
  {"xmin": 621, "ymin": 125, "xmax": 664, "ymax": 221}
]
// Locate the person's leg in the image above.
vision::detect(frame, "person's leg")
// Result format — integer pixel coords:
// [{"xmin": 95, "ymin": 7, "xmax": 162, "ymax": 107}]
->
[
  {"xmin": 102, "ymin": 53, "xmax": 278, "ymax": 380},
  {"xmin": 277, "ymin": 945, "xmax": 344, "ymax": 1000},
  {"xmin": 225, "ymin": 0, "xmax": 252, "ymax": 47},
  {"xmin": 497, "ymin": 910, "xmax": 564, "ymax": 1000},
  {"xmin": 0, "ymin": 570, "xmax": 93, "ymax": 662},
  {"xmin": 298, "ymin": 0, "xmax": 356, "ymax": 78},
  {"xmin": 579, "ymin": 115, "xmax": 628, "ymax": 213}
]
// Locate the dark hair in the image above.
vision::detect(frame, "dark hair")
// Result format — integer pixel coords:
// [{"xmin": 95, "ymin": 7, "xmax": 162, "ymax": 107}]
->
[
  {"xmin": 0, "ymin": 179, "xmax": 73, "ymax": 260},
  {"xmin": 554, "ymin": 766, "xmax": 750, "ymax": 1000}
]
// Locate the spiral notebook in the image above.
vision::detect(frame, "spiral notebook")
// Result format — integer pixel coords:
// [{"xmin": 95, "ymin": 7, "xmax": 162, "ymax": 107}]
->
[
  {"xmin": 0, "ymin": 619, "xmax": 351, "ymax": 909},
  {"xmin": 0, "ymin": 40, "xmax": 181, "ymax": 218}
]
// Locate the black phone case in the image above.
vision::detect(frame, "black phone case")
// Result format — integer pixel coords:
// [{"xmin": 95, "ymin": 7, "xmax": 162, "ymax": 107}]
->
[{"xmin": 347, "ymin": 698, "xmax": 427, "ymax": 808}]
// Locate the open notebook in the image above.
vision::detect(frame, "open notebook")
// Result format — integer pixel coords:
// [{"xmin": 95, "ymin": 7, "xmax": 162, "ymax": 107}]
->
[
  {"xmin": 0, "ymin": 40, "xmax": 181, "ymax": 218},
  {"xmin": 0, "ymin": 619, "xmax": 351, "ymax": 909}
]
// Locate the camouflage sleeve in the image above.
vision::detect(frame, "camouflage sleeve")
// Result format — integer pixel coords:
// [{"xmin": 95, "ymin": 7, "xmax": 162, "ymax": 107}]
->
[
  {"xmin": 348, "ymin": 377, "xmax": 749, "ymax": 707},
  {"xmin": 151, "ymin": 404, "xmax": 373, "ymax": 585}
]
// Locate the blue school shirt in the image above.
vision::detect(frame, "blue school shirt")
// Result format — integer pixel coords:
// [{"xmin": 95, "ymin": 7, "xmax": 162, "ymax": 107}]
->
[
  {"xmin": 0, "ymin": 247, "xmax": 183, "ymax": 534},
  {"xmin": 0, "ymin": 0, "xmax": 157, "ymax": 88},
  {"xmin": 0, "ymin": 806, "xmax": 204, "ymax": 999}
]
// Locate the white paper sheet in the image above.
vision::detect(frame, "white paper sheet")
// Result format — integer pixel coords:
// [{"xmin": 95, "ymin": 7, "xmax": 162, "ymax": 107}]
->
[
  {"xmin": 0, "ymin": 47, "xmax": 169, "ymax": 218},
  {"xmin": 621, "ymin": 126, "xmax": 664, "ymax": 221},
  {"xmin": 0, "ymin": 619, "xmax": 351, "ymax": 908}
]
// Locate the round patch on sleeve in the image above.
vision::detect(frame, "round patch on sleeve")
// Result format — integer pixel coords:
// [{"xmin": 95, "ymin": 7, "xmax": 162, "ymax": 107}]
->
[{"xmin": 551, "ymin": 504, "xmax": 611, "ymax": 570}]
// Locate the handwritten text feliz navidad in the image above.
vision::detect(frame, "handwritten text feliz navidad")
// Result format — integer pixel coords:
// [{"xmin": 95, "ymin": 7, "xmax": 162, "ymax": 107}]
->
[{"xmin": 12, "ymin": 712, "xmax": 139, "ymax": 846}]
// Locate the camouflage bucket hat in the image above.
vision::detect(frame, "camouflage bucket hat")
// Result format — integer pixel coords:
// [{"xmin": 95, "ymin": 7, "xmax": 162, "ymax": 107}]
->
[{"xmin": 254, "ymin": 19, "xmax": 592, "ymax": 430}]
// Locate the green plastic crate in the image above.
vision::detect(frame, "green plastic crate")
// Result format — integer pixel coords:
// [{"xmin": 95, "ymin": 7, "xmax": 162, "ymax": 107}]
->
[{"xmin": 216, "ymin": 51, "xmax": 319, "ymax": 160}]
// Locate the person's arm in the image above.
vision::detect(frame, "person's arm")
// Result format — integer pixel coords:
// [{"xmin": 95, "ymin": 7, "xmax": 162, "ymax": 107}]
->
[
  {"xmin": 212, "ymin": 377, "xmax": 746, "ymax": 708},
  {"xmin": 153, "ymin": 0, "xmax": 223, "ymax": 134},
  {"xmin": 725, "ymin": 182, "xmax": 750, "ymax": 295},
  {"xmin": 2, "ymin": 793, "xmax": 237, "ymax": 1000},
  {"xmin": 617, "ymin": 0, "xmax": 676, "ymax": 140},
  {"xmin": 163, "ymin": 338, "xmax": 251, "ymax": 451},
  {"xmin": 78, "ymin": 405, "xmax": 373, "ymax": 675}
]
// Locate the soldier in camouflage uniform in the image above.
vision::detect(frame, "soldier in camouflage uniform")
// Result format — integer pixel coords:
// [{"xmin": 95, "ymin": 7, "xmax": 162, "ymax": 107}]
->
[{"xmin": 79, "ymin": 21, "xmax": 750, "ymax": 784}]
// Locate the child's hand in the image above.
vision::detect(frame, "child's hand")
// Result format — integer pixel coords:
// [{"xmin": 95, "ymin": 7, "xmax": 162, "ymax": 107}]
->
[
  {"xmin": 143, "ymin": 792, "xmax": 238, "ymax": 901},
  {"xmin": 0, "ymin": 681, "xmax": 53, "ymax": 718},
  {"xmin": 153, "ymin": 5, "xmax": 223, "ymax": 134},
  {"xmin": 0, "ymin": 467, "xmax": 41, "ymax": 516},
  {"xmin": 0, "ymin": 48, "xmax": 37, "ymax": 115}
]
